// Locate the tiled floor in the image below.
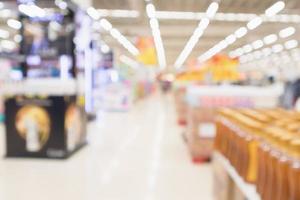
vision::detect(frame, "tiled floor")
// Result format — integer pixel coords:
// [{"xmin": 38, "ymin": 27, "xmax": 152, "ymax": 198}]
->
[{"xmin": 0, "ymin": 94, "xmax": 213, "ymax": 200}]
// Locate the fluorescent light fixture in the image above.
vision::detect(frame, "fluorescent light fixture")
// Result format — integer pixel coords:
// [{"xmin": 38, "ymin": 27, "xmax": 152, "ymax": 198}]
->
[
  {"xmin": 198, "ymin": 18, "xmax": 210, "ymax": 30},
  {"xmin": 279, "ymin": 26, "xmax": 296, "ymax": 38},
  {"xmin": 97, "ymin": 9, "xmax": 139, "ymax": 18},
  {"xmin": 0, "ymin": 29, "xmax": 9, "ymax": 39},
  {"xmin": 262, "ymin": 48, "xmax": 272, "ymax": 56},
  {"xmin": 150, "ymin": 18, "xmax": 159, "ymax": 29},
  {"xmin": 252, "ymin": 40, "xmax": 264, "ymax": 49},
  {"xmin": 1, "ymin": 40, "xmax": 16, "ymax": 50},
  {"xmin": 7, "ymin": 19, "xmax": 22, "ymax": 30},
  {"xmin": 175, "ymin": 2, "xmax": 218, "ymax": 68},
  {"xmin": 218, "ymin": 40, "xmax": 228, "ymax": 50},
  {"xmin": 146, "ymin": 3, "xmax": 166, "ymax": 69},
  {"xmin": 247, "ymin": 17, "xmax": 262, "ymax": 30},
  {"xmin": 265, "ymin": 1, "xmax": 285, "ymax": 17},
  {"xmin": 263, "ymin": 34, "xmax": 278, "ymax": 45},
  {"xmin": 272, "ymin": 44, "xmax": 283, "ymax": 53},
  {"xmin": 19, "ymin": 4, "xmax": 46, "ymax": 18},
  {"xmin": 243, "ymin": 44, "xmax": 253, "ymax": 53},
  {"xmin": 235, "ymin": 48, "xmax": 244, "ymax": 56},
  {"xmin": 285, "ymin": 40, "xmax": 298, "ymax": 49},
  {"xmin": 87, "ymin": 7, "xmax": 100, "ymax": 20},
  {"xmin": 100, "ymin": 18, "xmax": 139, "ymax": 56},
  {"xmin": 235, "ymin": 27, "xmax": 247, "ymax": 38},
  {"xmin": 100, "ymin": 19, "xmax": 112, "ymax": 31},
  {"xmin": 101, "ymin": 44, "xmax": 110, "ymax": 53},
  {"xmin": 14, "ymin": 34, "xmax": 22, "ymax": 43},
  {"xmin": 225, "ymin": 34, "xmax": 236, "ymax": 45},
  {"xmin": 110, "ymin": 28, "xmax": 121, "ymax": 39},
  {"xmin": 206, "ymin": 2, "xmax": 219, "ymax": 18},
  {"xmin": 0, "ymin": 2, "xmax": 3, "ymax": 9},
  {"xmin": 146, "ymin": 3, "xmax": 155, "ymax": 18},
  {"xmin": 253, "ymin": 51, "xmax": 262, "ymax": 59},
  {"xmin": 55, "ymin": 0, "xmax": 67, "ymax": 10},
  {"xmin": 120, "ymin": 55, "xmax": 139, "ymax": 69},
  {"xmin": 229, "ymin": 51, "xmax": 237, "ymax": 58}
]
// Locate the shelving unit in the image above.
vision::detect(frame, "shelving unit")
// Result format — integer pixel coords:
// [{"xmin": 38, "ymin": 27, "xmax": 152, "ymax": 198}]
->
[{"xmin": 213, "ymin": 152, "xmax": 261, "ymax": 200}]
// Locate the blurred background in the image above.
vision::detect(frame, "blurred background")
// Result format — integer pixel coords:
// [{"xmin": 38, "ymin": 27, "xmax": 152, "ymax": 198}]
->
[{"xmin": 0, "ymin": 0, "xmax": 299, "ymax": 200}]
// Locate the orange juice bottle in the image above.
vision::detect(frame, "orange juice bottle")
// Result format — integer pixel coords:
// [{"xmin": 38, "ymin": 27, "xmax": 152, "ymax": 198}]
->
[
  {"xmin": 288, "ymin": 139, "xmax": 300, "ymax": 200},
  {"xmin": 276, "ymin": 134, "xmax": 294, "ymax": 200}
]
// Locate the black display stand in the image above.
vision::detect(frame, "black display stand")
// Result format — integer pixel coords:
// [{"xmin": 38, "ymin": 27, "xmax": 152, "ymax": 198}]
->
[{"xmin": 5, "ymin": 95, "xmax": 87, "ymax": 159}]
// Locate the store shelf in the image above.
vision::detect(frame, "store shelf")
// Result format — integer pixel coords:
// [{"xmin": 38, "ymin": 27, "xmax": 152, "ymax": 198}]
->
[
  {"xmin": 0, "ymin": 78, "xmax": 77, "ymax": 95},
  {"xmin": 213, "ymin": 152, "xmax": 261, "ymax": 200}
]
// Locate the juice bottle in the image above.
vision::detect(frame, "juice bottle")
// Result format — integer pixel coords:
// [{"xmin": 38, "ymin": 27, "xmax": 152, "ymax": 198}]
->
[
  {"xmin": 276, "ymin": 134, "xmax": 294, "ymax": 200},
  {"xmin": 288, "ymin": 139, "xmax": 300, "ymax": 200},
  {"xmin": 262, "ymin": 129, "xmax": 283, "ymax": 200}
]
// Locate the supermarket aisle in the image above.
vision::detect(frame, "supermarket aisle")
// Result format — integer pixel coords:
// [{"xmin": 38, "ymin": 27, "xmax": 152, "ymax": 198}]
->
[{"xmin": 0, "ymin": 94, "xmax": 213, "ymax": 200}]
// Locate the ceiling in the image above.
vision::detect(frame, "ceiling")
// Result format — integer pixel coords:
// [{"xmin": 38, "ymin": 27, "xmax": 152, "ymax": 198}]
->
[
  {"xmin": 0, "ymin": 0, "xmax": 299, "ymax": 69},
  {"xmin": 93, "ymin": 0, "xmax": 300, "ymax": 69}
]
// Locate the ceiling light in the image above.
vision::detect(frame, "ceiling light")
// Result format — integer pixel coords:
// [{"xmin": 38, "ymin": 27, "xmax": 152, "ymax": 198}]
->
[
  {"xmin": 98, "ymin": 9, "xmax": 140, "ymax": 18},
  {"xmin": 252, "ymin": 40, "xmax": 264, "ymax": 49},
  {"xmin": 7, "ymin": 19, "xmax": 22, "ymax": 30},
  {"xmin": 0, "ymin": 29, "xmax": 9, "ymax": 39},
  {"xmin": 175, "ymin": 2, "xmax": 218, "ymax": 68},
  {"xmin": 262, "ymin": 48, "xmax": 272, "ymax": 56},
  {"xmin": 265, "ymin": 1, "xmax": 285, "ymax": 17},
  {"xmin": 55, "ymin": 0, "xmax": 67, "ymax": 10},
  {"xmin": 206, "ymin": 2, "xmax": 219, "ymax": 18},
  {"xmin": 1, "ymin": 40, "xmax": 16, "ymax": 50},
  {"xmin": 235, "ymin": 48, "xmax": 244, "ymax": 57},
  {"xmin": 253, "ymin": 51, "xmax": 262, "ymax": 59},
  {"xmin": 87, "ymin": 7, "xmax": 100, "ymax": 20},
  {"xmin": 243, "ymin": 44, "xmax": 253, "ymax": 53},
  {"xmin": 263, "ymin": 34, "xmax": 278, "ymax": 45},
  {"xmin": 229, "ymin": 51, "xmax": 237, "ymax": 58},
  {"xmin": 279, "ymin": 27, "xmax": 296, "ymax": 38},
  {"xmin": 285, "ymin": 40, "xmax": 298, "ymax": 49},
  {"xmin": 198, "ymin": 18, "xmax": 210, "ymax": 30},
  {"xmin": 247, "ymin": 17, "xmax": 262, "ymax": 30},
  {"xmin": 225, "ymin": 34, "xmax": 236, "ymax": 45},
  {"xmin": 19, "ymin": 4, "xmax": 45, "ymax": 18},
  {"xmin": 235, "ymin": 27, "xmax": 247, "ymax": 38},
  {"xmin": 146, "ymin": 4, "xmax": 166, "ymax": 69},
  {"xmin": 150, "ymin": 18, "xmax": 159, "ymax": 29},
  {"xmin": 272, "ymin": 44, "xmax": 283, "ymax": 53},
  {"xmin": 100, "ymin": 18, "xmax": 112, "ymax": 31},
  {"xmin": 0, "ymin": 9, "xmax": 12, "ymax": 18},
  {"xmin": 120, "ymin": 55, "xmax": 139, "ymax": 69},
  {"xmin": 146, "ymin": 3, "xmax": 155, "ymax": 18},
  {"xmin": 101, "ymin": 44, "xmax": 110, "ymax": 53},
  {"xmin": 0, "ymin": 2, "xmax": 3, "ymax": 9},
  {"xmin": 218, "ymin": 40, "xmax": 228, "ymax": 50},
  {"xmin": 14, "ymin": 34, "xmax": 22, "ymax": 43}
]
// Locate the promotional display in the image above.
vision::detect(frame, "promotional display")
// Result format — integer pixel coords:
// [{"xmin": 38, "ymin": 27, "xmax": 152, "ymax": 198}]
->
[
  {"xmin": 183, "ymin": 84, "xmax": 284, "ymax": 162},
  {"xmin": 1, "ymin": 1, "xmax": 89, "ymax": 159},
  {"xmin": 5, "ymin": 95, "xmax": 86, "ymax": 158}
]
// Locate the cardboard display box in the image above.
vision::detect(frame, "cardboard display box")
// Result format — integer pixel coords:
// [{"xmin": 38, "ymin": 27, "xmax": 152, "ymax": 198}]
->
[
  {"xmin": 185, "ymin": 106, "xmax": 216, "ymax": 161},
  {"xmin": 5, "ymin": 95, "xmax": 87, "ymax": 159}
]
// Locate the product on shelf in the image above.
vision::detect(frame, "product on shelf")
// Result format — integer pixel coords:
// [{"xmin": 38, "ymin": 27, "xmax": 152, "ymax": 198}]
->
[{"xmin": 215, "ymin": 108, "xmax": 300, "ymax": 200}]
